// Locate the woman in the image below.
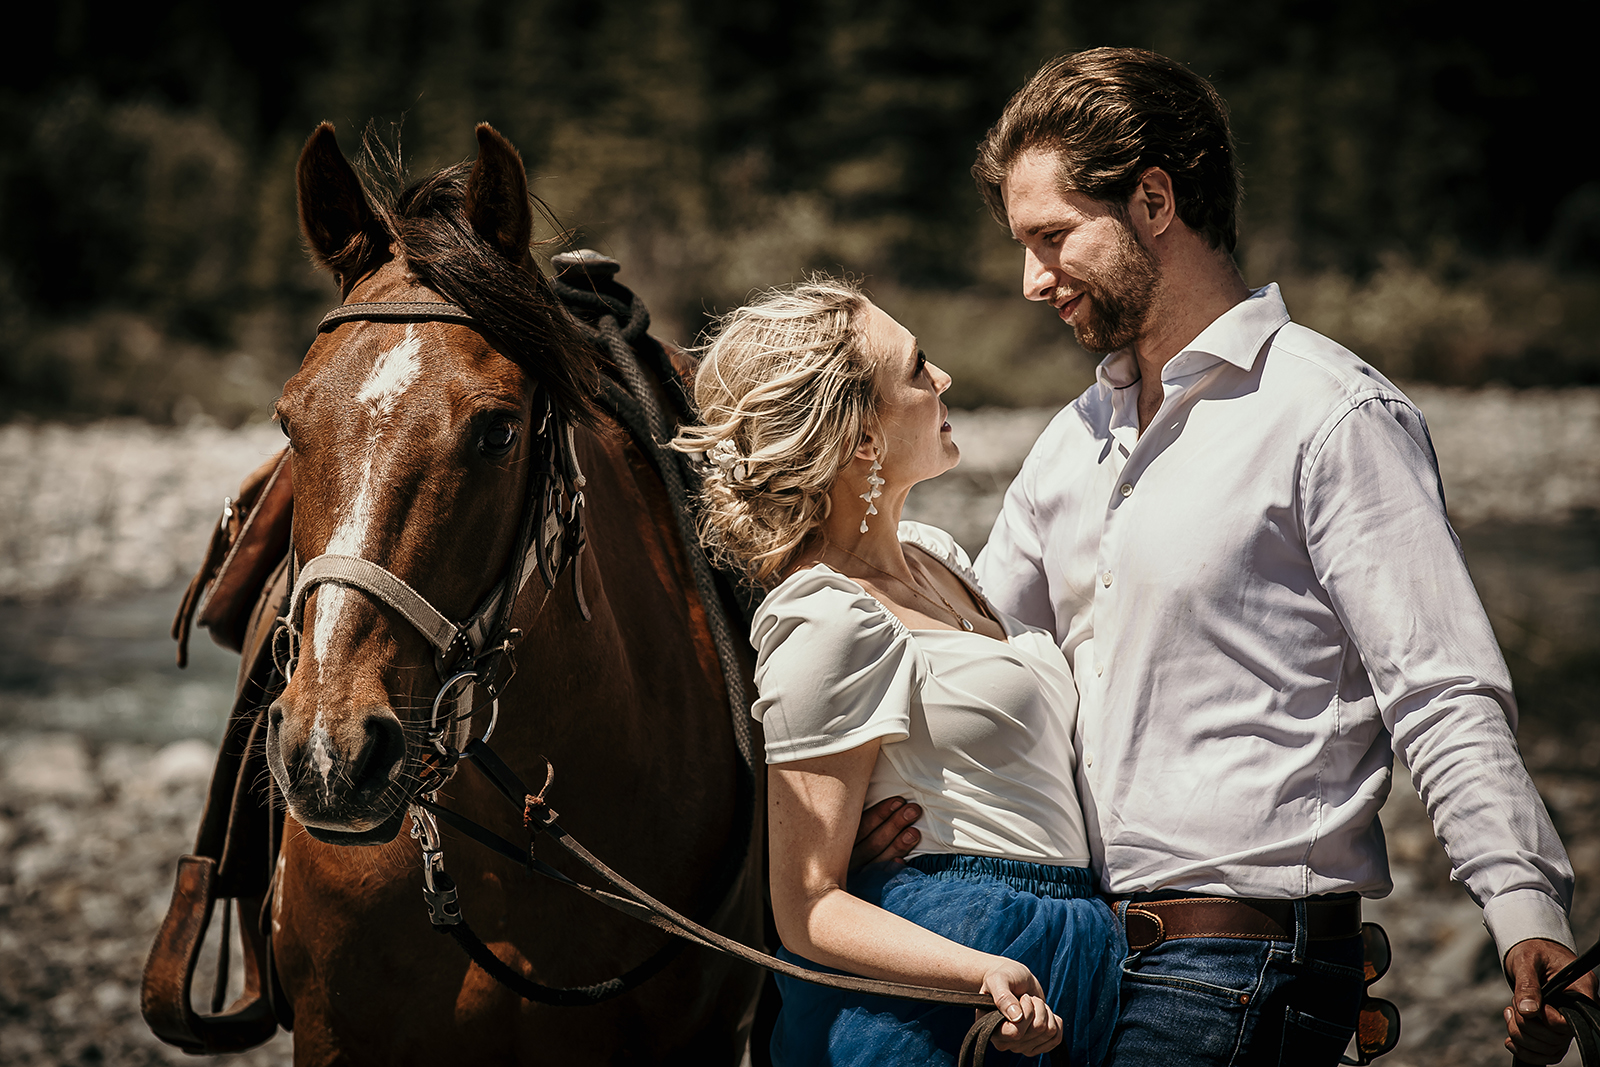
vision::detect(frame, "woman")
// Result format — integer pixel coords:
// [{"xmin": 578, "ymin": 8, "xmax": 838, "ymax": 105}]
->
[{"xmin": 673, "ymin": 277, "xmax": 1123, "ymax": 1066}]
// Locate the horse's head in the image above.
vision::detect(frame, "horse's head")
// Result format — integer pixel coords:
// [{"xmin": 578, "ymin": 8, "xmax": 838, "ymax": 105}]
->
[{"xmin": 266, "ymin": 123, "xmax": 598, "ymax": 844}]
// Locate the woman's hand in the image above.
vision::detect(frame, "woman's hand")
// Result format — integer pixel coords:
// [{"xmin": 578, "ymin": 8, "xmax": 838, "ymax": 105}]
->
[{"xmin": 981, "ymin": 958, "xmax": 1062, "ymax": 1056}]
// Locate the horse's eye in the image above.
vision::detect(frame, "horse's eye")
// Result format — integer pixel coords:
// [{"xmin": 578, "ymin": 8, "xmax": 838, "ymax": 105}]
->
[
  {"xmin": 278, "ymin": 417, "xmax": 291, "ymax": 440},
  {"xmin": 480, "ymin": 419, "xmax": 518, "ymax": 457}
]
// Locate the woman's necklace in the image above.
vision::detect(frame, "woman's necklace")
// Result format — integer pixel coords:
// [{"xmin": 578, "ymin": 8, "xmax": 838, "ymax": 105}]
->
[{"xmin": 834, "ymin": 544, "xmax": 978, "ymax": 632}]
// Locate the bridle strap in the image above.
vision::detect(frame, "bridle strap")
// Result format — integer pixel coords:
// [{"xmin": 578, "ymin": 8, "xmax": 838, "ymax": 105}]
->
[
  {"xmin": 318, "ymin": 301, "xmax": 479, "ymax": 331},
  {"xmin": 288, "ymin": 554, "xmax": 467, "ymax": 665}
]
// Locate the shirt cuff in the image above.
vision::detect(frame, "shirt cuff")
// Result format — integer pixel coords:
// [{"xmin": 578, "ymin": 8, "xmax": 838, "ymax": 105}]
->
[{"xmin": 1483, "ymin": 889, "xmax": 1576, "ymax": 963}]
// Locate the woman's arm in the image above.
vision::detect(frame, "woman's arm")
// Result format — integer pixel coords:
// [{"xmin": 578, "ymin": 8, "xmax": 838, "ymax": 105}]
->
[{"xmin": 769, "ymin": 742, "xmax": 1061, "ymax": 1055}]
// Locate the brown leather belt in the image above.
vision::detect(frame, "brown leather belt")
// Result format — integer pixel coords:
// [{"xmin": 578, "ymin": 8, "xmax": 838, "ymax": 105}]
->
[{"xmin": 1114, "ymin": 895, "xmax": 1362, "ymax": 953}]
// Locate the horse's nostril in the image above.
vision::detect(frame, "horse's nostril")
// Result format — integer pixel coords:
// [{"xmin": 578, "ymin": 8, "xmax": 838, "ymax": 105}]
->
[{"xmin": 349, "ymin": 713, "xmax": 405, "ymax": 792}]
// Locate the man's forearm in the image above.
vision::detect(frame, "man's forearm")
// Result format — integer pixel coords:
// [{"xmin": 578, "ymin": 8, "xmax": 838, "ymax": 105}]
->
[{"xmin": 1395, "ymin": 693, "xmax": 1574, "ymax": 958}]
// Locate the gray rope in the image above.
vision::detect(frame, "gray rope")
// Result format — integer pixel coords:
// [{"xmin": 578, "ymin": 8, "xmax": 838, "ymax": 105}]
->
[{"xmin": 594, "ymin": 313, "xmax": 755, "ymax": 774}]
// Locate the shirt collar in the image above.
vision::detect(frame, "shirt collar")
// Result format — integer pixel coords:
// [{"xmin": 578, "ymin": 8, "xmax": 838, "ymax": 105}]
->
[{"xmin": 1094, "ymin": 283, "xmax": 1291, "ymax": 391}]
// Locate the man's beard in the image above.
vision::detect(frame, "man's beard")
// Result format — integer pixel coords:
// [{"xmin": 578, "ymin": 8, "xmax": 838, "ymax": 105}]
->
[{"xmin": 1069, "ymin": 219, "xmax": 1161, "ymax": 355}]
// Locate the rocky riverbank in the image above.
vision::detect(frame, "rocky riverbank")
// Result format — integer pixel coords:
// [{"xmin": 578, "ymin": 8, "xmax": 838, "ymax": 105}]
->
[{"xmin": 0, "ymin": 732, "xmax": 291, "ymax": 1065}]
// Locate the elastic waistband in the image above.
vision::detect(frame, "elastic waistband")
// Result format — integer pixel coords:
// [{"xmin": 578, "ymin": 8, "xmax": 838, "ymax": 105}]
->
[{"xmin": 904, "ymin": 855, "xmax": 1097, "ymax": 900}]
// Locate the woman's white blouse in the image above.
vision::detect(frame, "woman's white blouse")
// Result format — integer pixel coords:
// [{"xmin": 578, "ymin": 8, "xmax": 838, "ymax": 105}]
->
[{"xmin": 751, "ymin": 521, "xmax": 1091, "ymax": 866}]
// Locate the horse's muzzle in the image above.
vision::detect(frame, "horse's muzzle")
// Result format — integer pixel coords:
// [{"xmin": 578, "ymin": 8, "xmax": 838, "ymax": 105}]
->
[{"xmin": 266, "ymin": 700, "xmax": 410, "ymax": 843}]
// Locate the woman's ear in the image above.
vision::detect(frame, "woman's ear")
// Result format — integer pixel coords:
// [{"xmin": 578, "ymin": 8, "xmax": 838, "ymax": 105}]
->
[{"xmin": 852, "ymin": 433, "xmax": 878, "ymax": 463}]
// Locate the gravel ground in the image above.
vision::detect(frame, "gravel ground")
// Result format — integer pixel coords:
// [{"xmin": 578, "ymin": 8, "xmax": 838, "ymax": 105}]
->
[
  {"xmin": 1, "ymin": 392, "xmax": 1597, "ymax": 1065},
  {"xmin": 0, "ymin": 733, "xmax": 292, "ymax": 1066}
]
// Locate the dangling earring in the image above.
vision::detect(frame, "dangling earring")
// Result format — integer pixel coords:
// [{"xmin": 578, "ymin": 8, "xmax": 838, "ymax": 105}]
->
[{"xmin": 859, "ymin": 455, "xmax": 884, "ymax": 534}]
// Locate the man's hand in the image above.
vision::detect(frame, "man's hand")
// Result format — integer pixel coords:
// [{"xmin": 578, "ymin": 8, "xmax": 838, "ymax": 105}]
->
[
  {"xmin": 848, "ymin": 796, "xmax": 921, "ymax": 873},
  {"xmin": 1504, "ymin": 937, "xmax": 1597, "ymax": 1065}
]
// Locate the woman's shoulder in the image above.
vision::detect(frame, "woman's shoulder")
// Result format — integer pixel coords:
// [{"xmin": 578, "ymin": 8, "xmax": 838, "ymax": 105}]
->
[
  {"xmin": 896, "ymin": 521, "xmax": 981, "ymax": 589},
  {"xmin": 749, "ymin": 565, "xmax": 923, "ymax": 750},
  {"xmin": 752, "ymin": 564, "xmax": 911, "ymax": 657}
]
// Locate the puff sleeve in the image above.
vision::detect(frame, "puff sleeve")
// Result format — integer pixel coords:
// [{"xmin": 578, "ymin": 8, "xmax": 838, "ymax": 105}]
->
[{"xmin": 751, "ymin": 568, "xmax": 922, "ymax": 764}]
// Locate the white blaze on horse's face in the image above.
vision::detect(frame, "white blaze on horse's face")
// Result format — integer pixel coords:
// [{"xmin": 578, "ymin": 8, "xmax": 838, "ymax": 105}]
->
[{"xmin": 310, "ymin": 326, "xmax": 423, "ymax": 705}]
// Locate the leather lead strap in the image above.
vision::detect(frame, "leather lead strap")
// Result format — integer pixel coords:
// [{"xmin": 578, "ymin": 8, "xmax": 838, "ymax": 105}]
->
[
  {"xmin": 437, "ymin": 744, "xmax": 995, "ymax": 1012},
  {"xmin": 1530, "ymin": 940, "xmax": 1600, "ymax": 1067},
  {"xmin": 958, "ymin": 1011, "xmax": 1007, "ymax": 1067},
  {"xmin": 439, "ymin": 917, "xmax": 684, "ymax": 1007}
]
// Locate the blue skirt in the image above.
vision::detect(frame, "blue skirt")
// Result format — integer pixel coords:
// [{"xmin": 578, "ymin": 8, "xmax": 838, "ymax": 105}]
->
[{"xmin": 770, "ymin": 855, "xmax": 1125, "ymax": 1067}]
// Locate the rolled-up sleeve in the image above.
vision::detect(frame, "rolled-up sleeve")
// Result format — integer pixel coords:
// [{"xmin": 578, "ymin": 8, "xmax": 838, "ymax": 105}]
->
[{"xmin": 1303, "ymin": 394, "xmax": 1575, "ymax": 958}]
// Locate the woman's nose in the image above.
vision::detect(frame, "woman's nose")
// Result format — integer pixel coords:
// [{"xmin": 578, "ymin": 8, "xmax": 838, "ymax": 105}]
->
[{"xmin": 930, "ymin": 362, "xmax": 953, "ymax": 394}]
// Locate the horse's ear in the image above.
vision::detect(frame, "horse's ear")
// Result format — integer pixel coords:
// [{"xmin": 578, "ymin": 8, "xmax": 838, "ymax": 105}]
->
[
  {"xmin": 465, "ymin": 124, "xmax": 533, "ymax": 264},
  {"xmin": 297, "ymin": 123, "xmax": 378, "ymax": 280}
]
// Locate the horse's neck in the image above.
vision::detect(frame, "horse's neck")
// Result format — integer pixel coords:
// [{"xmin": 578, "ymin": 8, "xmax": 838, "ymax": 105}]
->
[{"xmin": 506, "ymin": 419, "xmax": 729, "ymax": 757}]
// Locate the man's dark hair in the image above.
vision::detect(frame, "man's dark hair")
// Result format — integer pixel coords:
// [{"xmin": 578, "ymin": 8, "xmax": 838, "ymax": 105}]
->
[{"xmin": 974, "ymin": 47, "xmax": 1241, "ymax": 253}]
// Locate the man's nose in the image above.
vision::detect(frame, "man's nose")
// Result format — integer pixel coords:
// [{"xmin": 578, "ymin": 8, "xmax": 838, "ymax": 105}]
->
[{"xmin": 1022, "ymin": 247, "xmax": 1054, "ymax": 302}]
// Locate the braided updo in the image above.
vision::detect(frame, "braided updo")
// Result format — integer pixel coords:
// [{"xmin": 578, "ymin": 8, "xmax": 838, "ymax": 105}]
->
[{"xmin": 671, "ymin": 276, "xmax": 880, "ymax": 586}]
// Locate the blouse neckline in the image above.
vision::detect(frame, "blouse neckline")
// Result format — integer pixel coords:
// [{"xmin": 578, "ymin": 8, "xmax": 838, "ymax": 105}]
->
[{"xmin": 801, "ymin": 554, "xmax": 1012, "ymax": 647}]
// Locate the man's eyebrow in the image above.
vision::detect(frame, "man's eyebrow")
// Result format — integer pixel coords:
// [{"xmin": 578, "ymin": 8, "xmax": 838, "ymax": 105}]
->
[{"xmin": 1017, "ymin": 219, "xmax": 1068, "ymax": 237}]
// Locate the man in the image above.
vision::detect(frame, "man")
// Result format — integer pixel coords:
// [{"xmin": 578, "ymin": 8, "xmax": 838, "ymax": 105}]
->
[{"xmin": 858, "ymin": 47, "xmax": 1589, "ymax": 1065}]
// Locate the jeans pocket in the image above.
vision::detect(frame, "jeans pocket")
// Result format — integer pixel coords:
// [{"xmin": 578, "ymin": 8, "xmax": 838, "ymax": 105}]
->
[
  {"xmin": 1278, "ymin": 1006, "xmax": 1357, "ymax": 1067},
  {"xmin": 1121, "ymin": 939, "xmax": 1271, "ymax": 1002}
]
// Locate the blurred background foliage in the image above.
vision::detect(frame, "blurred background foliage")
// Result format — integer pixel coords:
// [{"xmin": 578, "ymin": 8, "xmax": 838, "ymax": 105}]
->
[{"xmin": 0, "ymin": 0, "xmax": 1592, "ymax": 424}]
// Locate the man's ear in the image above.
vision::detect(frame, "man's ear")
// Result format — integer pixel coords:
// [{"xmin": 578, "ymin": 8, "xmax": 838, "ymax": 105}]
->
[{"xmin": 1129, "ymin": 166, "xmax": 1177, "ymax": 239}]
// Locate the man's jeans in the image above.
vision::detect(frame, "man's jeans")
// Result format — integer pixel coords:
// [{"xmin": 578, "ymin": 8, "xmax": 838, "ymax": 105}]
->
[{"xmin": 1103, "ymin": 898, "xmax": 1365, "ymax": 1066}]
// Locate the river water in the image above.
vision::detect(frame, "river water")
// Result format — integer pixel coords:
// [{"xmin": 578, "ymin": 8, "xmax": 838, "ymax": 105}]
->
[{"xmin": 0, "ymin": 394, "xmax": 1597, "ymax": 1066}]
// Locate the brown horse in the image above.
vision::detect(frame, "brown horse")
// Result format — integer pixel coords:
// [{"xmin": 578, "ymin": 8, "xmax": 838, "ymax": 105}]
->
[{"xmin": 264, "ymin": 122, "xmax": 763, "ymax": 1064}]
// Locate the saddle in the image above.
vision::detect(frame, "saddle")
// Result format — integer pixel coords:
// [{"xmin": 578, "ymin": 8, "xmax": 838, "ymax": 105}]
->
[
  {"xmin": 172, "ymin": 448, "xmax": 294, "ymax": 667},
  {"xmin": 142, "ymin": 451, "xmax": 295, "ymax": 1052}
]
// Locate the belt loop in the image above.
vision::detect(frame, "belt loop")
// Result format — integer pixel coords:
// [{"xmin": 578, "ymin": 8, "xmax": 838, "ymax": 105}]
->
[{"xmin": 1293, "ymin": 898, "xmax": 1309, "ymax": 962}]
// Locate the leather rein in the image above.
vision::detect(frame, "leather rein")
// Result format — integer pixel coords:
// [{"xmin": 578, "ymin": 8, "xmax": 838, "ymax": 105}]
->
[{"xmin": 275, "ymin": 278, "xmax": 1006, "ymax": 1063}]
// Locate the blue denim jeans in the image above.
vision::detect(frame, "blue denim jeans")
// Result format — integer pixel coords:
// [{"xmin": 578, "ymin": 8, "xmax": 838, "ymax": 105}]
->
[{"xmin": 1103, "ymin": 898, "xmax": 1365, "ymax": 1067}]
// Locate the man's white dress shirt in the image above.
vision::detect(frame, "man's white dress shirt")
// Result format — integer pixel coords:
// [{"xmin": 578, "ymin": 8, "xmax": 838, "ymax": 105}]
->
[{"xmin": 975, "ymin": 283, "xmax": 1575, "ymax": 960}]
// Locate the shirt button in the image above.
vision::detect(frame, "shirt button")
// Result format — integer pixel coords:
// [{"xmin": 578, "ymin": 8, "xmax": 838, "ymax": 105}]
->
[
  {"xmin": 1084, "ymin": 751, "xmax": 1094, "ymax": 767},
  {"xmin": 1102, "ymin": 571, "xmax": 1113, "ymax": 587},
  {"xmin": 1120, "ymin": 483, "xmax": 1133, "ymax": 497},
  {"xmin": 1095, "ymin": 663, "xmax": 1104, "ymax": 677}
]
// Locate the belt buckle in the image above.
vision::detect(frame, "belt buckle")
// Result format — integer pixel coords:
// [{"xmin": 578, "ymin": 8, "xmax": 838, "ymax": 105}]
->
[{"xmin": 1124, "ymin": 906, "xmax": 1166, "ymax": 952}]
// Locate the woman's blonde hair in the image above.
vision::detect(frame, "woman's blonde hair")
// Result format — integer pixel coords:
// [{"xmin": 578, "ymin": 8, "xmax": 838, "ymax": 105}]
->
[{"xmin": 671, "ymin": 276, "xmax": 879, "ymax": 586}]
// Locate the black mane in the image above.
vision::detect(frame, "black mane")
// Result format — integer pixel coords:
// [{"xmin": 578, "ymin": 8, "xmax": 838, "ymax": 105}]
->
[{"xmin": 355, "ymin": 140, "xmax": 606, "ymax": 425}]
